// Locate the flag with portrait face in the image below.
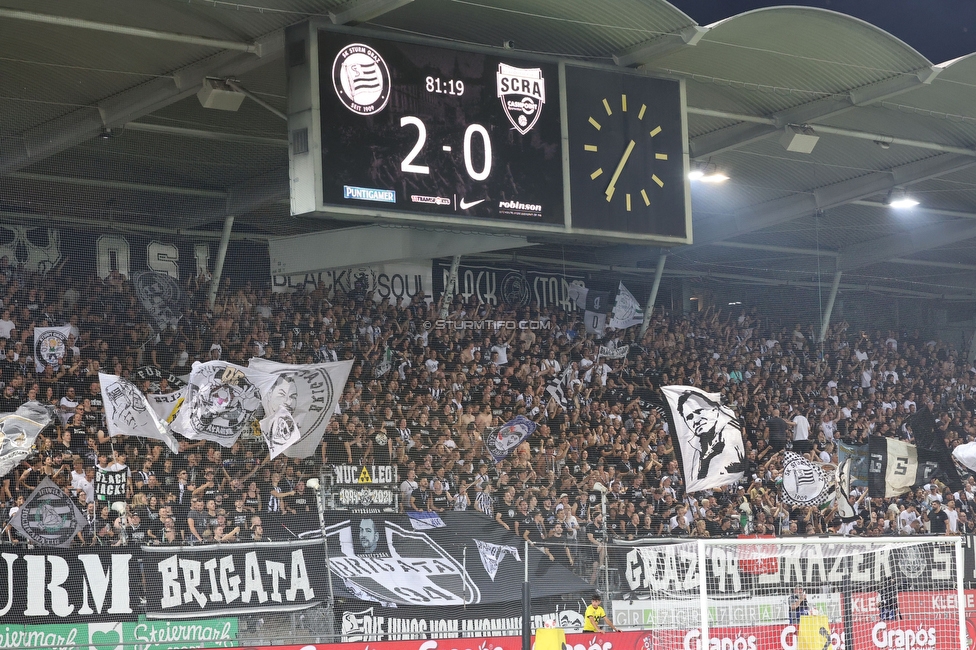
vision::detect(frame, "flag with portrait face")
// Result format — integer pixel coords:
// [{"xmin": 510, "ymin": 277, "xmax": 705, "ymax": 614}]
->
[
  {"xmin": 247, "ymin": 358, "xmax": 354, "ymax": 458},
  {"xmin": 660, "ymin": 385, "xmax": 747, "ymax": 493},
  {"xmin": 0, "ymin": 402, "xmax": 55, "ymax": 479}
]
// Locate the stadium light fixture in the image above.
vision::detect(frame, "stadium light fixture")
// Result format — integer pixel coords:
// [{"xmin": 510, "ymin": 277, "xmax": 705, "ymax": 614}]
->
[
  {"xmin": 886, "ymin": 188, "xmax": 919, "ymax": 209},
  {"xmin": 689, "ymin": 161, "xmax": 728, "ymax": 183}
]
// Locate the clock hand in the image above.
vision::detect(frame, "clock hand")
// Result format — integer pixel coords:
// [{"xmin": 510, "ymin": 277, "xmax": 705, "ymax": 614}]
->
[{"xmin": 605, "ymin": 140, "xmax": 636, "ymax": 201}]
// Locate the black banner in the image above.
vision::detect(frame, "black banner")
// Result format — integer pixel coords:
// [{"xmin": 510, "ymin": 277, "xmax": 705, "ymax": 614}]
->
[
  {"xmin": 94, "ymin": 469, "xmax": 127, "ymax": 502},
  {"xmin": 322, "ymin": 511, "xmax": 590, "ymax": 606},
  {"xmin": 0, "ymin": 512, "xmax": 588, "ymax": 625},
  {"xmin": 432, "ymin": 260, "xmax": 589, "ymax": 309}
]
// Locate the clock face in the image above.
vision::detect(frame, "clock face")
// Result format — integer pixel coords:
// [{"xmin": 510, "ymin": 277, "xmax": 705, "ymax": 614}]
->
[{"xmin": 566, "ymin": 66, "xmax": 688, "ymax": 239}]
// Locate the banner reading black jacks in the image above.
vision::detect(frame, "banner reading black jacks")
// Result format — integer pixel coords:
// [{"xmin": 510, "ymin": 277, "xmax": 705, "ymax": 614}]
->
[
  {"xmin": 94, "ymin": 468, "xmax": 127, "ymax": 502},
  {"xmin": 322, "ymin": 511, "xmax": 590, "ymax": 606}
]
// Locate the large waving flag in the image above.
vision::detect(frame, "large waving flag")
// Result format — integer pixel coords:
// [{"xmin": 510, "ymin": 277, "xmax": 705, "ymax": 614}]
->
[
  {"xmin": 0, "ymin": 402, "xmax": 54, "ymax": 478},
  {"xmin": 34, "ymin": 325, "xmax": 72, "ymax": 372},
  {"xmin": 660, "ymin": 385, "xmax": 747, "ymax": 493},
  {"xmin": 485, "ymin": 415, "xmax": 538, "ymax": 463},
  {"xmin": 100, "ymin": 372, "xmax": 180, "ymax": 453},
  {"xmin": 610, "ymin": 282, "xmax": 643, "ymax": 330},
  {"xmin": 171, "ymin": 361, "xmax": 277, "ymax": 448},
  {"xmin": 247, "ymin": 358, "xmax": 353, "ymax": 458}
]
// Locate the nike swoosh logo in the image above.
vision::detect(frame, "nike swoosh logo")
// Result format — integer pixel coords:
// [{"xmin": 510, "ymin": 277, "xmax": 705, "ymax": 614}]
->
[{"xmin": 459, "ymin": 198, "xmax": 486, "ymax": 210}]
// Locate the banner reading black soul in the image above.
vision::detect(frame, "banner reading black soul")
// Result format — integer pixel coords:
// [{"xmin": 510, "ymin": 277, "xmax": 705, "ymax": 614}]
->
[{"xmin": 431, "ymin": 259, "xmax": 590, "ymax": 310}]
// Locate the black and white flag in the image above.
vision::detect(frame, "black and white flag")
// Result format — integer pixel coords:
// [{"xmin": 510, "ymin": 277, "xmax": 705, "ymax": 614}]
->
[
  {"xmin": 0, "ymin": 402, "xmax": 55, "ymax": 478},
  {"xmin": 835, "ymin": 457, "xmax": 857, "ymax": 520},
  {"xmin": 247, "ymin": 358, "xmax": 353, "ymax": 459},
  {"xmin": 171, "ymin": 361, "xmax": 277, "ymax": 448},
  {"xmin": 33, "ymin": 325, "xmax": 72, "ymax": 372},
  {"xmin": 598, "ymin": 340, "xmax": 629, "ymax": 360},
  {"xmin": 260, "ymin": 405, "xmax": 303, "ymax": 460},
  {"xmin": 95, "ymin": 468, "xmax": 127, "ymax": 502},
  {"xmin": 567, "ymin": 284, "xmax": 609, "ymax": 337},
  {"xmin": 609, "ymin": 282, "xmax": 643, "ymax": 330},
  {"xmin": 10, "ymin": 477, "xmax": 85, "ymax": 547},
  {"xmin": 100, "ymin": 372, "xmax": 180, "ymax": 453},
  {"xmin": 660, "ymin": 385, "xmax": 747, "ymax": 493},
  {"xmin": 868, "ymin": 436, "xmax": 941, "ymax": 498},
  {"xmin": 779, "ymin": 451, "xmax": 832, "ymax": 507},
  {"xmin": 544, "ymin": 366, "xmax": 573, "ymax": 409},
  {"xmin": 132, "ymin": 271, "xmax": 183, "ymax": 331}
]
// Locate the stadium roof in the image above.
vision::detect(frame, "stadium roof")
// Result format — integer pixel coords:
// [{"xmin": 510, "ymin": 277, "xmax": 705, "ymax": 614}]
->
[{"xmin": 4, "ymin": 0, "xmax": 976, "ymax": 299}]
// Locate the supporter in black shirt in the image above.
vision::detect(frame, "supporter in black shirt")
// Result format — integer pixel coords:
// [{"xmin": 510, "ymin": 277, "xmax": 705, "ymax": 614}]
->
[{"xmin": 929, "ymin": 501, "xmax": 949, "ymax": 534}]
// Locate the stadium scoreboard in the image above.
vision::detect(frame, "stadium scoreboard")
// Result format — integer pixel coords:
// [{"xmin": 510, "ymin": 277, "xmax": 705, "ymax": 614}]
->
[{"xmin": 287, "ymin": 22, "xmax": 691, "ymax": 244}]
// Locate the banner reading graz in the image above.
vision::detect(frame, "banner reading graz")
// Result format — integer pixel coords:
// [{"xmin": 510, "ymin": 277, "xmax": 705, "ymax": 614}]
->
[
  {"xmin": 614, "ymin": 539, "xmax": 958, "ymax": 599},
  {"xmin": 0, "ymin": 617, "xmax": 238, "ymax": 650},
  {"xmin": 322, "ymin": 511, "xmax": 590, "ymax": 606}
]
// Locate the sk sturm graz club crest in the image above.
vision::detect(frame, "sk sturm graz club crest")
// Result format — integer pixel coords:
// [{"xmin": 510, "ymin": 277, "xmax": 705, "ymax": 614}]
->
[
  {"xmin": 184, "ymin": 363, "xmax": 264, "ymax": 445},
  {"xmin": 11, "ymin": 477, "xmax": 85, "ymax": 547},
  {"xmin": 333, "ymin": 43, "xmax": 391, "ymax": 115},
  {"xmin": 34, "ymin": 325, "xmax": 71, "ymax": 372},
  {"xmin": 780, "ymin": 451, "xmax": 832, "ymax": 507},
  {"xmin": 497, "ymin": 63, "xmax": 546, "ymax": 135}
]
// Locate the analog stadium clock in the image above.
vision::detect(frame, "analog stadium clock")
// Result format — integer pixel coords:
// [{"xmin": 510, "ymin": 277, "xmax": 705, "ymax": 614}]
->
[{"xmin": 566, "ymin": 65, "xmax": 689, "ymax": 238}]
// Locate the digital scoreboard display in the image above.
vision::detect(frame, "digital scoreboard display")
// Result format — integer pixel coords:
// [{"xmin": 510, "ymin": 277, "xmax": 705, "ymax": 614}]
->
[
  {"xmin": 319, "ymin": 32, "xmax": 563, "ymax": 225},
  {"xmin": 287, "ymin": 23, "xmax": 691, "ymax": 244}
]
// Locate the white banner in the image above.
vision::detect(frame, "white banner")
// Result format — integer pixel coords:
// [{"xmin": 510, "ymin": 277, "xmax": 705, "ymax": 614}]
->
[
  {"xmin": 661, "ymin": 385, "xmax": 747, "ymax": 493},
  {"xmin": 272, "ymin": 261, "xmax": 432, "ymax": 305},
  {"xmin": 247, "ymin": 358, "xmax": 353, "ymax": 459},
  {"xmin": 610, "ymin": 282, "xmax": 643, "ymax": 330},
  {"xmin": 170, "ymin": 361, "xmax": 277, "ymax": 448},
  {"xmin": 100, "ymin": 373, "xmax": 180, "ymax": 453},
  {"xmin": 33, "ymin": 325, "xmax": 72, "ymax": 372}
]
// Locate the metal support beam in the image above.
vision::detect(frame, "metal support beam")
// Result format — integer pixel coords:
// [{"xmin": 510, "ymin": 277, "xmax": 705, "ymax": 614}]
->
[
  {"xmin": 641, "ymin": 255, "xmax": 667, "ymax": 336},
  {"xmin": 614, "ymin": 25, "xmax": 707, "ymax": 67},
  {"xmin": 225, "ymin": 80, "xmax": 287, "ymax": 121},
  {"xmin": 0, "ymin": 8, "xmax": 260, "ymax": 53},
  {"xmin": 329, "ymin": 0, "xmax": 414, "ymax": 25},
  {"xmin": 0, "ymin": 30, "xmax": 284, "ymax": 175},
  {"xmin": 689, "ymin": 154, "xmax": 976, "ymax": 249},
  {"xmin": 7, "ymin": 171, "xmax": 226, "ymax": 199},
  {"xmin": 819, "ymin": 271, "xmax": 842, "ymax": 342},
  {"xmin": 125, "ymin": 122, "xmax": 288, "ymax": 147},
  {"xmin": 440, "ymin": 256, "xmax": 462, "ymax": 319},
  {"xmin": 836, "ymin": 219, "xmax": 976, "ymax": 272},
  {"xmin": 208, "ymin": 216, "xmax": 235, "ymax": 309},
  {"xmin": 687, "ymin": 66, "xmax": 940, "ymax": 158}
]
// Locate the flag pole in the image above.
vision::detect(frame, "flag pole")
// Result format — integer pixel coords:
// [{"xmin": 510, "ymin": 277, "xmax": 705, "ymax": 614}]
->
[{"xmin": 522, "ymin": 539, "xmax": 531, "ymax": 650}]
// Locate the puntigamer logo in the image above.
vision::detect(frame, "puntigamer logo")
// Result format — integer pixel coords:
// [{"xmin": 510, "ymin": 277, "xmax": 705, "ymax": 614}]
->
[
  {"xmin": 344, "ymin": 186, "xmax": 396, "ymax": 203},
  {"xmin": 333, "ymin": 43, "xmax": 391, "ymax": 115}
]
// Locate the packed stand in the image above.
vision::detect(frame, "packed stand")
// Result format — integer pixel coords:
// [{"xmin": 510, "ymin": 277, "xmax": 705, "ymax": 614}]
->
[{"xmin": 0, "ymin": 264, "xmax": 973, "ymax": 559}]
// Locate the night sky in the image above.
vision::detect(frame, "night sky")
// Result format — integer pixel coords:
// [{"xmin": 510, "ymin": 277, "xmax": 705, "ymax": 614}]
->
[{"xmin": 667, "ymin": 1, "xmax": 976, "ymax": 64}]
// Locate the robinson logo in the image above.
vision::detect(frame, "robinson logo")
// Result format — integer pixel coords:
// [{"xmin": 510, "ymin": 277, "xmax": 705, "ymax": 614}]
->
[
  {"xmin": 333, "ymin": 43, "xmax": 391, "ymax": 115},
  {"xmin": 496, "ymin": 63, "xmax": 546, "ymax": 135}
]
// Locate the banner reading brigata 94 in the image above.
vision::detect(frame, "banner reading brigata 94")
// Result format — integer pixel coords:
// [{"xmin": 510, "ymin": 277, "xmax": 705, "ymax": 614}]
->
[{"xmin": 322, "ymin": 511, "xmax": 590, "ymax": 606}]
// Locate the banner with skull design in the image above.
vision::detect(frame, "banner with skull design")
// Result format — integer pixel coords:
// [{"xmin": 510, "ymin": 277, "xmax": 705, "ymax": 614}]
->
[
  {"xmin": 247, "ymin": 358, "xmax": 354, "ymax": 459},
  {"xmin": 99, "ymin": 372, "xmax": 181, "ymax": 453},
  {"xmin": 170, "ymin": 361, "xmax": 278, "ymax": 448},
  {"xmin": 660, "ymin": 385, "xmax": 747, "ymax": 493},
  {"xmin": 33, "ymin": 325, "xmax": 73, "ymax": 373}
]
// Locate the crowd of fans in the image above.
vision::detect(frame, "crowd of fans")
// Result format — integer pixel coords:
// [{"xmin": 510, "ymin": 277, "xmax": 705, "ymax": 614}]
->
[{"xmin": 0, "ymin": 262, "xmax": 974, "ymax": 565}]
